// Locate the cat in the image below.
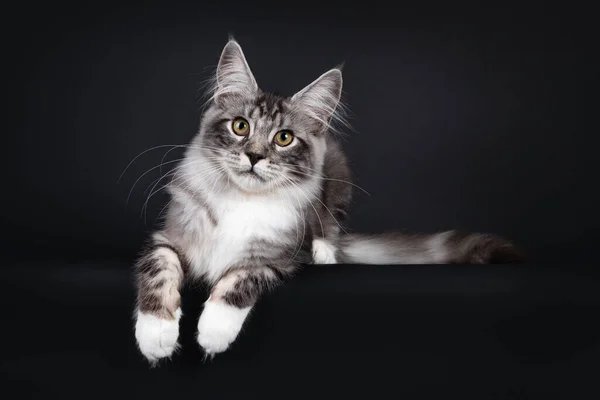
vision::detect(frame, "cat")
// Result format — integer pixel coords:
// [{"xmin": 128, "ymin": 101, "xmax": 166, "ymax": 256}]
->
[{"xmin": 133, "ymin": 38, "xmax": 524, "ymax": 364}]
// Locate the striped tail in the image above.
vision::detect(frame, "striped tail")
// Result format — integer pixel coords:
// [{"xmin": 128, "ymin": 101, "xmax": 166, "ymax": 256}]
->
[{"xmin": 338, "ymin": 230, "xmax": 525, "ymax": 264}]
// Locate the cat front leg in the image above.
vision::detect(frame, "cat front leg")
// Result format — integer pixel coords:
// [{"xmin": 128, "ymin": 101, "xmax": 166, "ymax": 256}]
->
[
  {"xmin": 310, "ymin": 213, "xmax": 340, "ymax": 264},
  {"xmin": 197, "ymin": 267, "xmax": 283, "ymax": 357},
  {"xmin": 308, "ymin": 182, "xmax": 351, "ymax": 265},
  {"xmin": 134, "ymin": 234, "xmax": 185, "ymax": 364}
]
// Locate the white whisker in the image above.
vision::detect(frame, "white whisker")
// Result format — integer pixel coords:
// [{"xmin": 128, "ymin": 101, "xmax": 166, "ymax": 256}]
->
[
  {"xmin": 280, "ymin": 163, "xmax": 370, "ymax": 195},
  {"xmin": 126, "ymin": 158, "xmax": 187, "ymax": 205},
  {"xmin": 141, "ymin": 158, "xmax": 227, "ymax": 221}
]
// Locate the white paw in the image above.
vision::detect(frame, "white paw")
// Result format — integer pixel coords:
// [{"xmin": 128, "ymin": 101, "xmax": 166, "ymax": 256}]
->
[
  {"xmin": 197, "ymin": 301, "xmax": 251, "ymax": 356},
  {"xmin": 135, "ymin": 308, "xmax": 181, "ymax": 363},
  {"xmin": 312, "ymin": 238, "xmax": 338, "ymax": 264}
]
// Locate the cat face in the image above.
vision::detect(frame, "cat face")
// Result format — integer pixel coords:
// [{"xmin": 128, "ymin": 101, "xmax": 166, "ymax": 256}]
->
[{"xmin": 190, "ymin": 40, "xmax": 343, "ymax": 194}]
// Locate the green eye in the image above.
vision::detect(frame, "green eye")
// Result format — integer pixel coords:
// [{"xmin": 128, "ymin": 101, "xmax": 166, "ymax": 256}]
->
[
  {"xmin": 232, "ymin": 118, "xmax": 249, "ymax": 135},
  {"xmin": 274, "ymin": 130, "xmax": 294, "ymax": 147}
]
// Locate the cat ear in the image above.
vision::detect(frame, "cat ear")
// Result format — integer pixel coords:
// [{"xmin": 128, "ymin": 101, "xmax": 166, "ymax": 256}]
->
[
  {"xmin": 213, "ymin": 40, "xmax": 258, "ymax": 104},
  {"xmin": 291, "ymin": 68, "xmax": 343, "ymax": 130}
]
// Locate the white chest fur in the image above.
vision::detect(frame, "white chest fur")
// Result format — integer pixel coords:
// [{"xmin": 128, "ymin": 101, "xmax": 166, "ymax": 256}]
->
[{"xmin": 183, "ymin": 190, "xmax": 301, "ymax": 283}]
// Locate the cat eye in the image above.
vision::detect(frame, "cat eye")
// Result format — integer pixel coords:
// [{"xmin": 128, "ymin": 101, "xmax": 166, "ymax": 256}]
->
[
  {"xmin": 274, "ymin": 130, "xmax": 294, "ymax": 147},
  {"xmin": 232, "ymin": 118, "xmax": 250, "ymax": 136}
]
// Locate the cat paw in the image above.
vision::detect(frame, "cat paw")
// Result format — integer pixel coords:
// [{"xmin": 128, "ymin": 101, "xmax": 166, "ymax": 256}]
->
[
  {"xmin": 197, "ymin": 301, "xmax": 251, "ymax": 356},
  {"xmin": 135, "ymin": 308, "xmax": 181, "ymax": 364},
  {"xmin": 312, "ymin": 238, "xmax": 338, "ymax": 264}
]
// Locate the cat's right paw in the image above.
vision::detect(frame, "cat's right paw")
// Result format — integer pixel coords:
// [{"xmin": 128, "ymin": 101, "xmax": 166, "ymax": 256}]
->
[{"xmin": 134, "ymin": 308, "xmax": 181, "ymax": 364}]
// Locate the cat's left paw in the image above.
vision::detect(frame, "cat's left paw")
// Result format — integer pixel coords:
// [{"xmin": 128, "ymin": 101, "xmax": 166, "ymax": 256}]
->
[{"xmin": 197, "ymin": 300, "xmax": 251, "ymax": 356}]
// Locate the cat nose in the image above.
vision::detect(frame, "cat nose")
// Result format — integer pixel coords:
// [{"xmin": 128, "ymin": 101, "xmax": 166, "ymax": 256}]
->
[{"xmin": 245, "ymin": 152, "xmax": 265, "ymax": 166}]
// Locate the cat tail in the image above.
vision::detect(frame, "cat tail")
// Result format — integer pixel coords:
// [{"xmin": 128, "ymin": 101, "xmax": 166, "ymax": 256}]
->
[{"xmin": 337, "ymin": 230, "xmax": 526, "ymax": 264}]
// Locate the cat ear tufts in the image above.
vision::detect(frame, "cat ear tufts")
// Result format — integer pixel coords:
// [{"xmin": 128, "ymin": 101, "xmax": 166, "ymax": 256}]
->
[
  {"xmin": 213, "ymin": 39, "xmax": 258, "ymax": 105},
  {"xmin": 291, "ymin": 68, "xmax": 343, "ymax": 131}
]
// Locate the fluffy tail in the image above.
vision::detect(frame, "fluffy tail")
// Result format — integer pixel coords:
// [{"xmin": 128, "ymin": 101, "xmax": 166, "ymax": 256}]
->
[{"xmin": 338, "ymin": 231, "xmax": 525, "ymax": 264}]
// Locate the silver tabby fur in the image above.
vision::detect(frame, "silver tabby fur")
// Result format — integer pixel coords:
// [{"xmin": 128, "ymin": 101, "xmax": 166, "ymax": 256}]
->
[{"xmin": 133, "ymin": 39, "xmax": 524, "ymax": 364}]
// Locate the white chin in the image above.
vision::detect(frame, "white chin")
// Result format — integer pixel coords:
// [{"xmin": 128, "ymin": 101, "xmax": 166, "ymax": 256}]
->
[{"xmin": 231, "ymin": 172, "xmax": 270, "ymax": 192}]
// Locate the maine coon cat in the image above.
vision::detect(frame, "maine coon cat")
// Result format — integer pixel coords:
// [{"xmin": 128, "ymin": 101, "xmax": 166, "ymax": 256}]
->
[{"xmin": 133, "ymin": 39, "xmax": 523, "ymax": 364}]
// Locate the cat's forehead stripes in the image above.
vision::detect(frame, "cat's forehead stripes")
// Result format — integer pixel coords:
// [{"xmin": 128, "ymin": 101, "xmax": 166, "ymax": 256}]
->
[
  {"xmin": 254, "ymin": 93, "xmax": 286, "ymax": 118},
  {"xmin": 242, "ymin": 95, "xmax": 283, "ymax": 129},
  {"xmin": 245, "ymin": 94, "xmax": 288, "ymax": 129}
]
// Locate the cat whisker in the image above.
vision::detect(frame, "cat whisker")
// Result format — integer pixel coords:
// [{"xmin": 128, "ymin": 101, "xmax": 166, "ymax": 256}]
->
[
  {"xmin": 275, "ymin": 172, "xmax": 325, "ymax": 238},
  {"xmin": 118, "ymin": 144, "xmax": 185, "ymax": 183},
  {"xmin": 147, "ymin": 168, "xmax": 223, "ymax": 224},
  {"xmin": 140, "ymin": 158, "xmax": 227, "ymax": 222},
  {"xmin": 280, "ymin": 163, "xmax": 370, "ymax": 195},
  {"xmin": 277, "ymin": 179, "xmax": 308, "ymax": 265},
  {"xmin": 126, "ymin": 158, "xmax": 189, "ymax": 205},
  {"xmin": 277, "ymin": 171, "xmax": 349, "ymax": 236},
  {"xmin": 185, "ymin": 164, "xmax": 229, "ymax": 208},
  {"xmin": 142, "ymin": 174, "xmax": 167, "ymax": 198},
  {"xmin": 152, "ymin": 168, "xmax": 214, "ymax": 225},
  {"xmin": 158, "ymin": 145, "xmax": 191, "ymax": 177},
  {"xmin": 119, "ymin": 143, "xmax": 219, "ymax": 183}
]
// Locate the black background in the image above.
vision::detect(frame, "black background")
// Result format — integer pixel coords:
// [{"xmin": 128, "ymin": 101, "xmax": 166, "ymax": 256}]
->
[
  {"xmin": 3, "ymin": 1, "xmax": 600, "ymax": 398},
  {"xmin": 5, "ymin": 0, "xmax": 598, "ymax": 262}
]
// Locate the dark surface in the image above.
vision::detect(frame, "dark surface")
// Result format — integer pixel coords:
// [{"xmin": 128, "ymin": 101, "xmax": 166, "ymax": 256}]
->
[
  {"xmin": 2, "ymin": 262, "xmax": 599, "ymax": 398},
  {"xmin": 5, "ymin": 1, "xmax": 598, "ymax": 263}
]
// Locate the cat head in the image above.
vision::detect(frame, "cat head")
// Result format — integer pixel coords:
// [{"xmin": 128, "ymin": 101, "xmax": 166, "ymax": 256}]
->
[{"xmin": 188, "ymin": 39, "xmax": 344, "ymax": 195}]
